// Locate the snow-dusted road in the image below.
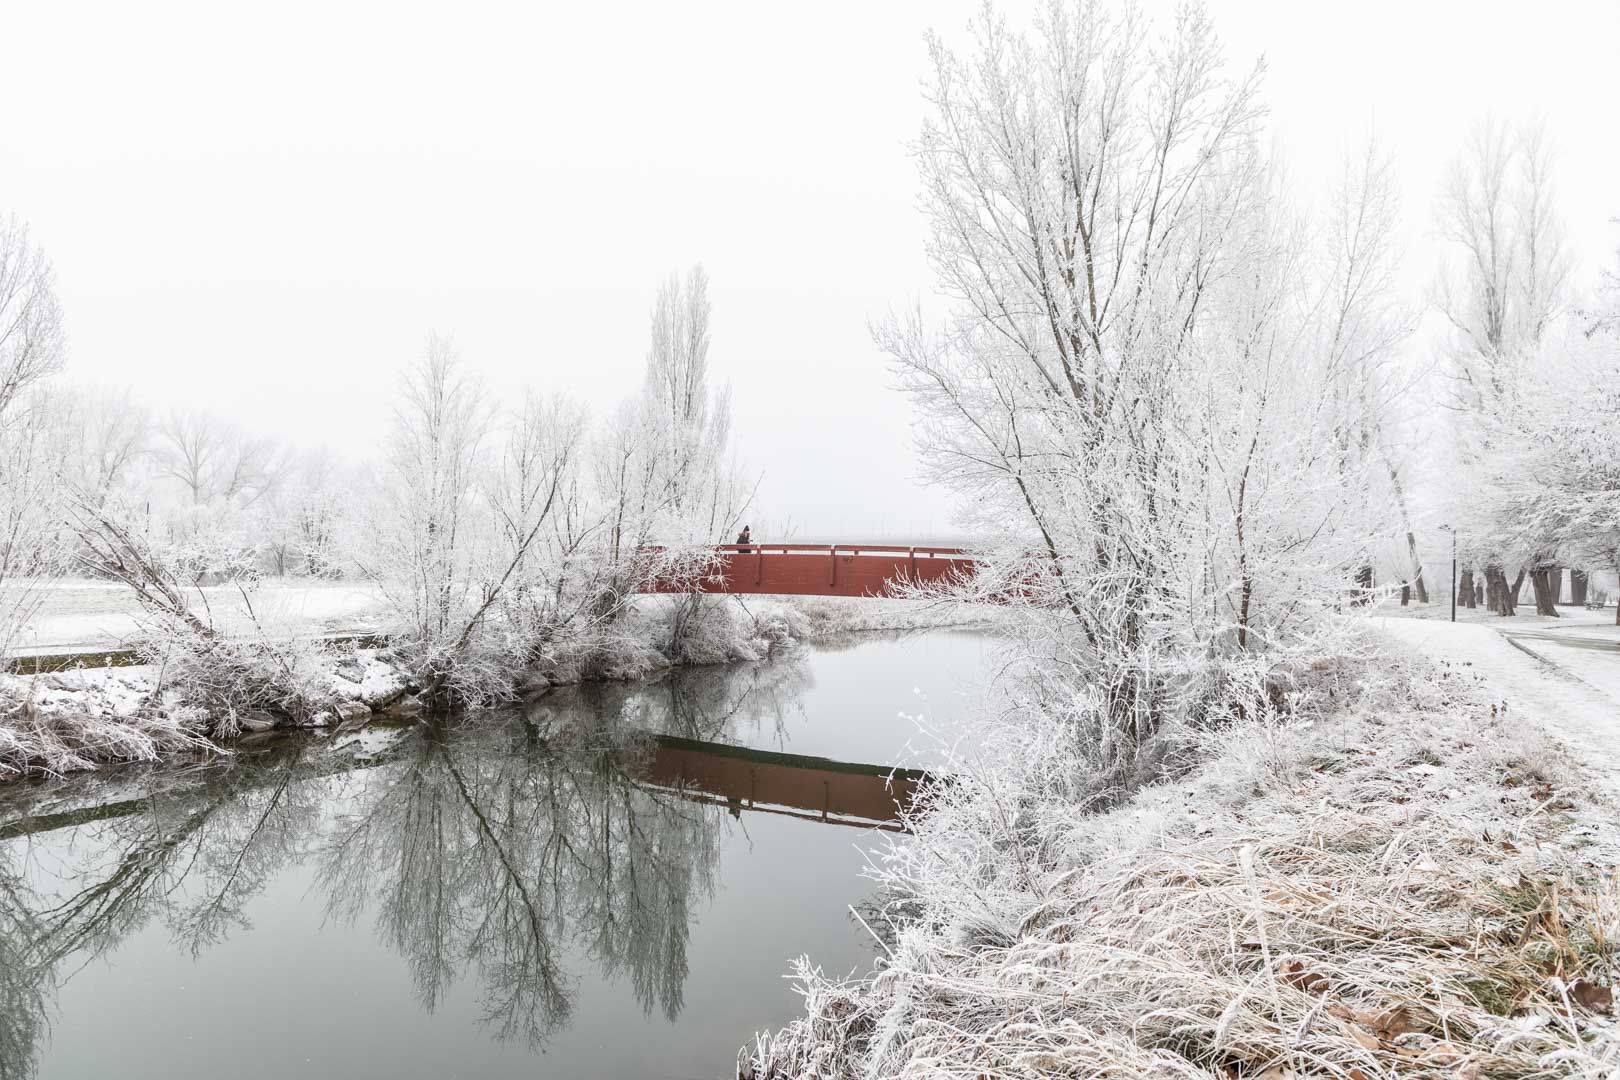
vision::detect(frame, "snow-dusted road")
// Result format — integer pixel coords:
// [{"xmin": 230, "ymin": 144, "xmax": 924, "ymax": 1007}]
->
[{"xmin": 1378, "ymin": 615, "xmax": 1620, "ymax": 793}]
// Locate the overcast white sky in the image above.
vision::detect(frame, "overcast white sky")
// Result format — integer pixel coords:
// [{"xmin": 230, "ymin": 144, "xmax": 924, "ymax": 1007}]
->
[{"xmin": 3, "ymin": 0, "xmax": 1616, "ymax": 537}]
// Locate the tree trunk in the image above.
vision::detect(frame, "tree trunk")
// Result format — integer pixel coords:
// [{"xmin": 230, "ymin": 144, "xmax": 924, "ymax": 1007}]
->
[
  {"xmin": 1400, "ymin": 583, "xmax": 1410, "ymax": 606},
  {"xmin": 1352, "ymin": 564, "xmax": 1374, "ymax": 607},
  {"xmin": 1458, "ymin": 568, "xmax": 1476, "ymax": 609},
  {"xmin": 1484, "ymin": 566, "xmax": 1517, "ymax": 617},
  {"xmin": 1386, "ymin": 457, "xmax": 1427, "ymax": 602},
  {"xmin": 1571, "ymin": 570, "xmax": 1589, "ymax": 607},
  {"xmin": 1475, "ymin": 581, "xmax": 1484, "ymax": 606},
  {"xmin": 1509, "ymin": 568, "xmax": 1526, "ymax": 609},
  {"xmin": 1408, "ymin": 541, "xmax": 1429, "ymax": 604},
  {"xmin": 1529, "ymin": 568, "xmax": 1560, "ymax": 617}
]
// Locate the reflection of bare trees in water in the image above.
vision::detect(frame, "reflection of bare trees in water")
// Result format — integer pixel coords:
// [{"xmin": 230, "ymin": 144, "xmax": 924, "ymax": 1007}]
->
[
  {"xmin": 30, "ymin": 752, "xmax": 327, "ymax": 966},
  {"xmin": 315, "ymin": 720, "xmax": 719, "ymax": 1048},
  {"xmin": 541, "ymin": 653, "xmax": 813, "ymax": 747},
  {"xmin": 0, "ymin": 651, "xmax": 816, "ymax": 1071},
  {"xmin": 0, "ymin": 853, "xmax": 48, "ymax": 1080}
]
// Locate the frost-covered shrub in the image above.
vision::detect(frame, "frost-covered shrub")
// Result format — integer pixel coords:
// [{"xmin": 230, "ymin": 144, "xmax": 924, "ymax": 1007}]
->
[
  {"xmin": 0, "ymin": 670, "xmax": 212, "ymax": 778},
  {"xmin": 137, "ymin": 613, "xmax": 343, "ymax": 735},
  {"xmin": 748, "ymin": 602, "xmax": 811, "ymax": 652}
]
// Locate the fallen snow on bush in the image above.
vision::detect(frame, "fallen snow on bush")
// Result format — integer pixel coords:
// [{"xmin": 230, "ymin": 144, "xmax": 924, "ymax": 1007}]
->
[
  {"xmin": 743, "ymin": 634, "xmax": 1620, "ymax": 1079},
  {"xmin": 0, "ymin": 666, "xmax": 212, "ymax": 778}
]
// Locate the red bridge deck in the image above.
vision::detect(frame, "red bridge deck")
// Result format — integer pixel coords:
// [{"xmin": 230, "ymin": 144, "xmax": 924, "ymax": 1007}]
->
[{"xmin": 644, "ymin": 543, "xmax": 976, "ymax": 599}]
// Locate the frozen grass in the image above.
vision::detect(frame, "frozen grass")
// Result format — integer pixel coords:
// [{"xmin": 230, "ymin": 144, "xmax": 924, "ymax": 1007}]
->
[
  {"xmin": 0, "ymin": 666, "xmax": 213, "ymax": 778},
  {"xmin": 743, "ymin": 636, "xmax": 1620, "ymax": 1079}
]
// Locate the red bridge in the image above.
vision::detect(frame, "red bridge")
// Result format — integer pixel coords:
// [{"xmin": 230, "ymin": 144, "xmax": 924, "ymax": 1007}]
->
[{"xmin": 644, "ymin": 543, "xmax": 976, "ymax": 599}]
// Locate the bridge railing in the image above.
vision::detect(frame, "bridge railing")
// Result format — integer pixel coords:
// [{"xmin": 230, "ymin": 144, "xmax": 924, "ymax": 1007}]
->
[
  {"xmin": 641, "ymin": 543, "xmax": 978, "ymax": 598},
  {"xmin": 713, "ymin": 543, "xmax": 968, "ymax": 556}
]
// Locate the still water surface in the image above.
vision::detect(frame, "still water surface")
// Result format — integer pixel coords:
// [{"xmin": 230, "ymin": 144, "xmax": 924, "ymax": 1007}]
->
[{"xmin": 0, "ymin": 630, "xmax": 993, "ymax": 1079}]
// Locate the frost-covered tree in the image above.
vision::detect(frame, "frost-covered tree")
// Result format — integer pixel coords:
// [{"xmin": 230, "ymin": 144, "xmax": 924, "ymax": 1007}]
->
[
  {"xmin": 257, "ymin": 448, "xmax": 350, "ymax": 577},
  {"xmin": 1432, "ymin": 116, "xmax": 1575, "ymax": 614},
  {"xmin": 882, "ymin": 0, "xmax": 1388, "ymax": 770},
  {"xmin": 1435, "ymin": 116, "xmax": 1571, "ymax": 414},
  {"xmin": 1460, "ymin": 318, "xmax": 1620, "ymax": 620},
  {"xmin": 354, "ymin": 333, "xmax": 495, "ymax": 694},
  {"xmin": 469, "ymin": 390, "xmax": 588, "ymax": 661},
  {"xmin": 154, "ymin": 408, "xmax": 289, "ymax": 509},
  {"xmin": 1314, "ymin": 138, "xmax": 1422, "ymax": 601},
  {"xmin": 1586, "ymin": 219, "xmax": 1620, "ymax": 337},
  {"xmin": 0, "ymin": 215, "xmax": 68, "ymax": 659},
  {"xmin": 644, "ymin": 267, "xmax": 740, "ymax": 533},
  {"xmin": 0, "ymin": 215, "xmax": 65, "ymax": 423},
  {"xmin": 588, "ymin": 269, "xmax": 752, "ymax": 651},
  {"xmin": 62, "ymin": 386, "xmax": 151, "ymax": 503},
  {"xmin": 598, "ymin": 268, "xmax": 746, "ymax": 555}
]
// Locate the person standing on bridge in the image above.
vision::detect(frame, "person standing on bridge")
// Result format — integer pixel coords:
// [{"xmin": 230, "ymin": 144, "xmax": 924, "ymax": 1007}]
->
[{"xmin": 735, "ymin": 525, "xmax": 752, "ymax": 553}]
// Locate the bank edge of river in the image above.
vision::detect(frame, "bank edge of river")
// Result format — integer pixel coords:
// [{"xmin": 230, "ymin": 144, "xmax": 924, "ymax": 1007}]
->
[
  {"xmin": 0, "ymin": 595, "xmax": 993, "ymax": 783},
  {"xmin": 742, "ymin": 628, "xmax": 1620, "ymax": 1078}
]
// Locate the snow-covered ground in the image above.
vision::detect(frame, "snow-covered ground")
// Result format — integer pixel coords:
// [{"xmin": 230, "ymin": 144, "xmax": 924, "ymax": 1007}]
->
[
  {"xmin": 1378, "ymin": 596, "xmax": 1618, "ymax": 627},
  {"xmin": 1378, "ymin": 616, "xmax": 1620, "ymax": 797},
  {"xmin": 14, "ymin": 577, "xmax": 385, "ymax": 651}
]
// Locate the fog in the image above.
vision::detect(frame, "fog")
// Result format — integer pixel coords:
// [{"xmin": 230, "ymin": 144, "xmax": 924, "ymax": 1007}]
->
[{"xmin": 2, "ymin": 0, "xmax": 1615, "ymax": 536}]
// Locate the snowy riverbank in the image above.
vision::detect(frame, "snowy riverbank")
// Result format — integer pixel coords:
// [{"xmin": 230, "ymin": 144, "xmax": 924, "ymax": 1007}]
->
[
  {"xmin": 744, "ymin": 621, "xmax": 1620, "ymax": 1078},
  {"xmin": 0, "ymin": 594, "xmax": 991, "ymax": 779}
]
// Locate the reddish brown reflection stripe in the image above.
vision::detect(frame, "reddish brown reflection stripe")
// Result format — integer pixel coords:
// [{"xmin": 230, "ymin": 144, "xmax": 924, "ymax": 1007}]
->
[{"xmin": 635, "ymin": 734, "xmax": 930, "ymax": 829}]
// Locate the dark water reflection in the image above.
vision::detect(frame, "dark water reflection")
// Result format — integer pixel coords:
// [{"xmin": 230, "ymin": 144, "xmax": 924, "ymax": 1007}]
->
[{"xmin": 0, "ymin": 630, "xmax": 992, "ymax": 1080}]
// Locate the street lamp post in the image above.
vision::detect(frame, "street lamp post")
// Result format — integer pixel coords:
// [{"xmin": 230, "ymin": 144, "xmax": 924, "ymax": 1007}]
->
[{"xmin": 1439, "ymin": 525, "xmax": 1457, "ymax": 623}]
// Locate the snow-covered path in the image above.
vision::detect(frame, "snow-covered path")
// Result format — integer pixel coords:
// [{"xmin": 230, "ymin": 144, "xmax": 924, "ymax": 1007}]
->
[{"xmin": 1378, "ymin": 616, "xmax": 1620, "ymax": 794}]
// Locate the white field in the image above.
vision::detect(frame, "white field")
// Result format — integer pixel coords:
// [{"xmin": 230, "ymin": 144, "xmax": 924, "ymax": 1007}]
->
[{"xmin": 13, "ymin": 577, "xmax": 385, "ymax": 652}]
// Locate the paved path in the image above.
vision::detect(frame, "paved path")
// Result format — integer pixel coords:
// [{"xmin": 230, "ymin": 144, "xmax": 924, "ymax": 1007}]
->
[{"xmin": 1378, "ymin": 615, "xmax": 1620, "ymax": 795}]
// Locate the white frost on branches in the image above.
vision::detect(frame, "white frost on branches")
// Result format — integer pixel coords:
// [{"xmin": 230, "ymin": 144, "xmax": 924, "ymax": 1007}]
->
[{"xmin": 880, "ymin": 1, "xmax": 1404, "ymax": 778}]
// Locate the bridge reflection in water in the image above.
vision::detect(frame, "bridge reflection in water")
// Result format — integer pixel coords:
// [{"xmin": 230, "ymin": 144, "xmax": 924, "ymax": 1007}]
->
[
  {"xmin": 640, "ymin": 735, "xmax": 924, "ymax": 831},
  {"xmin": 0, "ymin": 645, "xmax": 941, "ymax": 1074}
]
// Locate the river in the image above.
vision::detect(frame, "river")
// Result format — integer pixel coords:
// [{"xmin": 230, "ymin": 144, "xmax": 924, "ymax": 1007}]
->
[{"xmin": 0, "ymin": 630, "xmax": 994, "ymax": 1080}]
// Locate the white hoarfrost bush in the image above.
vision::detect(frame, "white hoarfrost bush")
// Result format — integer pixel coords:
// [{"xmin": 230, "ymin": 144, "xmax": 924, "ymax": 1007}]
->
[
  {"xmin": 0, "ymin": 667, "xmax": 213, "ymax": 778},
  {"xmin": 61, "ymin": 495, "xmax": 352, "ymax": 735},
  {"xmin": 137, "ymin": 613, "xmax": 343, "ymax": 736}
]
